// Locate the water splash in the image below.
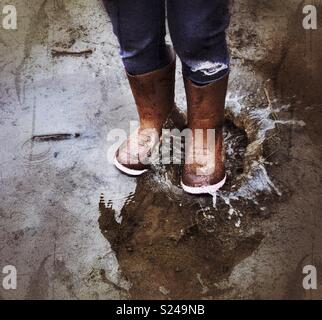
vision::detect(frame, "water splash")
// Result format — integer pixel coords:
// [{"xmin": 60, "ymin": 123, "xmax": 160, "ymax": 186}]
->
[
  {"xmin": 110, "ymin": 90, "xmax": 305, "ymax": 230},
  {"xmin": 219, "ymin": 90, "xmax": 306, "ymax": 227}
]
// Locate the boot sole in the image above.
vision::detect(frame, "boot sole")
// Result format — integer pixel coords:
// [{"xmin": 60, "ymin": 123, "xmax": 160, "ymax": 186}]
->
[
  {"xmin": 114, "ymin": 156, "xmax": 148, "ymax": 176},
  {"xmin": 181, "ymin": 175, "xmax": 226, "ymax": 195}
]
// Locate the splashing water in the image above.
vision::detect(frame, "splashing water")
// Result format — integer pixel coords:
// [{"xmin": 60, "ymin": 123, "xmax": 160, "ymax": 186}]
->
[{"xmin": 107, "ymin": 89, "xmax": 306, "ymax": 230}]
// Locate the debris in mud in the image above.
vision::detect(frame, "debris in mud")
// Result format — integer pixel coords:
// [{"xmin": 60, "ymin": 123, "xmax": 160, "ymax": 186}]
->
[
  {"xmin": 52, "ymin": 25, "xmax": 89, "ymax": 52},
  {"xmin": 159, "ymin": 286, "xmax": 170, "ymax": 296},
  {"xmin": 32, "ymin": 133, "xmax": 81, "ymax": 142},
  {"xmin": 51, "ymin": 48, "xmax": 93, "ymax": 58}
]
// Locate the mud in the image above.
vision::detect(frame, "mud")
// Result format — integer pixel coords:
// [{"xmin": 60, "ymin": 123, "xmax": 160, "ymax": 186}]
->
[
  {"xmin": 98, "ymin": 99, "xmax": 284, "ymax": 299},
  {"xmin": 98, "ymin": 111, "xmax": 276, "ymax": 299},
  {"xmin": 99, "ymin": 180, "xmax": 264, "ymax": 300}
]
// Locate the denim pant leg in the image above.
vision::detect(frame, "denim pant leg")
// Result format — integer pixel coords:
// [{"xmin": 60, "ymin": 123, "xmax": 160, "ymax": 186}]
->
[
  {"xmin": 167, "ymin": 0, "xmax": 230, "ymax": 84},
  {"xmin": 103, "ymin": 0, "xmax": 170, "ymax": 75}
]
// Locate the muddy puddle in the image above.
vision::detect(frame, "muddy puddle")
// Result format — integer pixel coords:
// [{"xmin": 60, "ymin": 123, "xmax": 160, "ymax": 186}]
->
[
  {"xmin": 98, "ymin": 102, "xmax": 290, "ymax": 299},
  {"xmin": 98, "ymin": 178, "xmax": 264, "ymax": 299}
]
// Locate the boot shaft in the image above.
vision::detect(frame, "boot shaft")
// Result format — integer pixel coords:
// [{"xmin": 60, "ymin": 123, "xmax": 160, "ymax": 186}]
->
[
  {"xmin": 184, "ymin": 74, "xmax": 229, "ymax": 129},
  {"xmin": 127, "ymin": 54, "xmax": 176, "ymax": 131}
]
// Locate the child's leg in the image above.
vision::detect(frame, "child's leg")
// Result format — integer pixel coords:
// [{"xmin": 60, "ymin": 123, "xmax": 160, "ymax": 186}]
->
[
  {"xmin": 167, "ymin": 0, "xmax": 230, "ymax": 85},
  {"xmin": 103, "ymin": 0, "xmax": 177, "ymax": 176},
  {"xmin": 103, "ymin": 0, "xmax": 171, "ymax": 75},
  {"xmin": 167, "ymin": 0, "xmax": 230, "ymax": 193}
]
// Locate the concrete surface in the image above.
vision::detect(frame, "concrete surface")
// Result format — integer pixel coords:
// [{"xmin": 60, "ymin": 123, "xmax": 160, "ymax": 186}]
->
[{"xmin": 0, "ymin": 0, "xmax": 322, "ymax": 299}]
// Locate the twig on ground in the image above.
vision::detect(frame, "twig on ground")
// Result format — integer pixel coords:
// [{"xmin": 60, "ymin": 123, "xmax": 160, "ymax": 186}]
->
[
  {"xmin": 51, "ymin": 48, "xmax": 93, "ymax": 57},
  {"xmin": 32, "ymin": 133, "xmax": 81, "ymax": 142}
]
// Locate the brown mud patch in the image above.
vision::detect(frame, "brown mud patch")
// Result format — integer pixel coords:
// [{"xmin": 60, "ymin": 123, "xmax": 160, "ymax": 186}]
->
[{"xmin": 98, "ymin": 180, "xmax": 264, "ymax": 300}]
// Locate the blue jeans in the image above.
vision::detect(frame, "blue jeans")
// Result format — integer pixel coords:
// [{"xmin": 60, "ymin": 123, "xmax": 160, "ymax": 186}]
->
[{"xmin": 103, "ymin": 0, "xmax": 230, "ymax": 84}]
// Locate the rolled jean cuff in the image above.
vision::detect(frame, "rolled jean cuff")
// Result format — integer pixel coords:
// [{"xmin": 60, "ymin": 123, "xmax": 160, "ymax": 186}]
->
[{"xmin": 122, "ymin": 45, "xmax": 173, "ymax": 76}]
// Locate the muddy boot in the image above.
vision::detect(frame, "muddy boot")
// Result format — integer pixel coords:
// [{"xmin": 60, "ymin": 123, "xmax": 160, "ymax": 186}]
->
[
  {"xmin": 114, "ymin": 53, "xmax": 176, "ymax": 176},
  {"xmin": 181, "ymin": 74, "xmax": 229, "ymax": 195}
]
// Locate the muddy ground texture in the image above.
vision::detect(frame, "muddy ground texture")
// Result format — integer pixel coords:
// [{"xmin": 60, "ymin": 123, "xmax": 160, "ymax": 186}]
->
[{"xmin": 1, "ymin": 0, "xmax": 322, "ymax": 299}]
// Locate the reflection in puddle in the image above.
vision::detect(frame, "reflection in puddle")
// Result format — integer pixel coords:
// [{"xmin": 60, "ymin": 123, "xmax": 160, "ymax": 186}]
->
[{"xmin": 99, "ymin": 187, "xmax": 264, "ymax": 299}]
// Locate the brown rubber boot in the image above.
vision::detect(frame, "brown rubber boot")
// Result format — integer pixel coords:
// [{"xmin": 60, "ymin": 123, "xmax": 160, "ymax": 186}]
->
[
  {"xmin": 181, "ymin": 74, "xmax": 229, "ymax": 194},
  {"xmin": 114, "ymin": 54, "xmax": 176, "ymax": 176}
]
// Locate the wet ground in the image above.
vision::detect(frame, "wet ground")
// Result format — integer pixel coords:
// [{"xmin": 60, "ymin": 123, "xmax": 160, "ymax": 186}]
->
[{"xmin": 1, "ymin": 0, "xmax": 322, "ymax": 299}]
